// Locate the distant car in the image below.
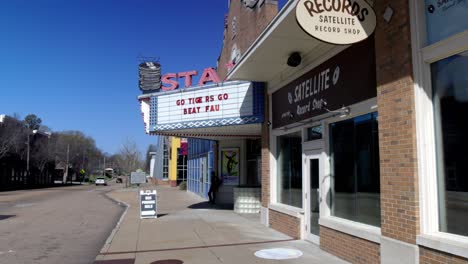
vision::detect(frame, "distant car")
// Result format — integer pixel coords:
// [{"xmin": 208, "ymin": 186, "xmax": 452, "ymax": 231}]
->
[{"xmin": 95, "ymin": 177, "xmax": 107, "ymax": 186}]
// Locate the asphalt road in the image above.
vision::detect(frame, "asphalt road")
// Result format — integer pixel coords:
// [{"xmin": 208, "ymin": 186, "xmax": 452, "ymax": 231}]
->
[{"xmin": 0, "ymin": 181, "xmax": 125, "ymax": 264}]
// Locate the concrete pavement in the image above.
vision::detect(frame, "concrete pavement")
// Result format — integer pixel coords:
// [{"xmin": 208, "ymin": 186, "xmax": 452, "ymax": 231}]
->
[{"xmin": 96, "ymin": 185, "xmax": 347, "ymax": 264}]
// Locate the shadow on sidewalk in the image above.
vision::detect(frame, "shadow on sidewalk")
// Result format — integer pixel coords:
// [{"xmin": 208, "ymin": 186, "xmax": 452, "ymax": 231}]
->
[{"xmin": 187, "ymin": 201, "xmax": 233, "ymax": 210}]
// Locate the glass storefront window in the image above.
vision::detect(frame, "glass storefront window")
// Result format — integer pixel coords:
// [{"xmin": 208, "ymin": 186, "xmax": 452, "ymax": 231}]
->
[
  {"xmin": 246, "ymin": 139, "xmax": 261, "ymax": 186},
  {"xmin": 163, "ymin": 144, "xmax": 169, "ymax": 179},
  {"xmin": 330, "ymin": 112, "xmax": 381, "ymax": 227},
  {"xmin": 425, "ymin": 0, "xmax": 468, "ymax": 45},
  {"xmin": 432, "ymin": 51, "xmax": 468, "ymax": 236},
  {"xmin": 277, "ymin": 131, "xmax": 303, "ymax": 208}
]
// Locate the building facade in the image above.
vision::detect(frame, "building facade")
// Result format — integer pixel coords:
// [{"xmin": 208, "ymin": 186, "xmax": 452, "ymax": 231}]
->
[
  {"xmin": 226, "ymin": 0, "xmax": 468, "ymax": 263},
  {"xmin": 138, "ymin": 0, "xmax": 468, "ymax": 262},
  {"xmin": 149, "ymin": 135, "xmax": 187, "ymax": 187},
  {"xmin": 139, "ymin": 0, "xmax": 278, "ymax": 207}
]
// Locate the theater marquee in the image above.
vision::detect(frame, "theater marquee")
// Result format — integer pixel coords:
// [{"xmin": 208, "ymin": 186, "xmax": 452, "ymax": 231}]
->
[
  {"xmin": 296, "ymin": 0, "xmax": 376, "ymax": 45},
  {"xmin": 147, "ymin": 81, "xmax": 264, "ymax": 132}
]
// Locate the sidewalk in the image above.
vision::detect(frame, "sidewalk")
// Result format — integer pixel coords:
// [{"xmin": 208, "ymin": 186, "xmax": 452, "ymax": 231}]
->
[{"xmin": 95, "ymin": 185, "xmax": 347, "ymax": 264}]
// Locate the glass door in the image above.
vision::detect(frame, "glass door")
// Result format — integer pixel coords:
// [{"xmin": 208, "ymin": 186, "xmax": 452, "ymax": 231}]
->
[
  {"xmin": 200, "ymin": 157, "xmax": 206, "ymax": 196},
  {"xmin": 304, "ymin": 150, "xmax": 323, "ymax": 243}
]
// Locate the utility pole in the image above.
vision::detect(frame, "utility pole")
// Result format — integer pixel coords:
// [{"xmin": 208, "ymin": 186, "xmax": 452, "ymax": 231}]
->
[
  {"xmin": 63, "ymin": 144, "xmax": 69, "ymax": 184},
  {"xmin": 103, "ymin": 156, "xmax": 106, "ymax": 176},
  {"xmin": 26, "ymin": 132, "xmax": 30, "ymax": 179}
]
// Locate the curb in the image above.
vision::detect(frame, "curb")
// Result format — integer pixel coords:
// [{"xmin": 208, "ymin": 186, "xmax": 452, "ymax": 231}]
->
[{"xmin": 98, "ymin": 190, "xmax": 133, "ymax": 254}]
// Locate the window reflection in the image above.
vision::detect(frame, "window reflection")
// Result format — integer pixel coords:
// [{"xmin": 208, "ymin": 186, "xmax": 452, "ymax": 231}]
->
[
  {"xmin": 277, "ymin": 132, "xmax": 303, "ymax": 208},
  {"xmin": 432, "ymin": 51, "xmax": 468, "ymax": 236},
  {"xmin": 330, "ymin": 113, "xmax": 381, "ymax": 227}
]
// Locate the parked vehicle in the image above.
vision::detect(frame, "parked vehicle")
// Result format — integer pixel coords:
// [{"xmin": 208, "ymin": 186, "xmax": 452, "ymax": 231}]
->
[{"xmin": 95, "ymin": 177, "xmax": 107, "ymax": 186}]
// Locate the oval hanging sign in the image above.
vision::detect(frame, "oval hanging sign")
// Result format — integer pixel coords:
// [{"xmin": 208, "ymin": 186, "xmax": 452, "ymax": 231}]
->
[{"xmin": 296, "ymin": 0, "xmax": 377, "ymax": 45}]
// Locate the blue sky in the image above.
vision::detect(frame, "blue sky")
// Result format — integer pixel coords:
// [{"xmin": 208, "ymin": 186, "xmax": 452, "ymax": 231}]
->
[{"xmin": 0, "ymin": 0, "xmax": 287, "ymax": 155}]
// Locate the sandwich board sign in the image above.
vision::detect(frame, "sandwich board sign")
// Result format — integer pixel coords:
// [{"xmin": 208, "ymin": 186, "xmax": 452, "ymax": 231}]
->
[{"xmin": 140, "ymin": 189, "xmax": 157, "ymax": 219}]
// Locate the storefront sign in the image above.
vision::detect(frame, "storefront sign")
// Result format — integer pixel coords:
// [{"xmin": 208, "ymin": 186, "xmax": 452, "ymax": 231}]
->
[
  {"xmin": 272, "ymin": 37, "xmax": 376, "ymax": 129},
  {"xmin": 296, "ymin": 0, "xmax": 376, "ymax": 44},
  {"xmin": 149, "ymin": 82, "xmax": 264, "ymax": 131},
  {"xmin": 140, "ymin": 190, "xmax": 157, "ymax": 219},
  {"xmin": 161, "ymin": 68, "xmax": 220, "ymax": 91}
]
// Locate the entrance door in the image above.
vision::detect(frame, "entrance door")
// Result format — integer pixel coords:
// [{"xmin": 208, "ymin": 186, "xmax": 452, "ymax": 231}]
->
[
  {"xmin": 199, "ymin": 156, "xmax": 208, "ymax": 197},
  {"xmin": 304, "ymin": 150, "xmax": 324, "ymax": 243}
]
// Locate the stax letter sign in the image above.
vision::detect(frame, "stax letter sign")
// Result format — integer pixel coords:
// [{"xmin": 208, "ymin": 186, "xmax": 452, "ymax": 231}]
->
[
  {"xmin": 161, "ymin": 67, "xmax": 220, "ymax": 91},
  {"xmin": 296, "ymin": 0, "xmax": 376, "ymax": 45}
]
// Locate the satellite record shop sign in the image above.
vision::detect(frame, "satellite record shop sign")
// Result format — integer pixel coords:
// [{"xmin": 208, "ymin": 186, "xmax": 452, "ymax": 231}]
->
[
  {"xmin": 140, "ymin": 190, "xmax": 157, "ymax": 219},
  {"xmin": 296, "ymin": 0, "xmax": 376, "ymax": 45}
]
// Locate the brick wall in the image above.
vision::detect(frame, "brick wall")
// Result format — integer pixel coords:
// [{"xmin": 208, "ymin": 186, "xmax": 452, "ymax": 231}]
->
[
  {"xmin": 321, "ymin": 226, "xmax": 380, "ymax": 264},
  {"xmin": 261, "ymin": 92, "xmax": 270, "ymax": 207},
  {"xmin": 268, "ymin": 209, "xmax": 300, "ymax": 239},
  {"xmin": 155, "ymin": 179, "xmax": 170, "ymax": 186},
  {"xmin": 374, "ymin": 0, "xmax": 420, "ymax": 244},
  {"xmin": 169, "ymin": 180, "xmax": 177, "ymax": 187},
  {"xmin": 420, "ymin": 247, "xmax": 468, "ymax": 264},
  {"xmin": 217, "ymin": 0, "xmax": 277, "ymax": 80}
]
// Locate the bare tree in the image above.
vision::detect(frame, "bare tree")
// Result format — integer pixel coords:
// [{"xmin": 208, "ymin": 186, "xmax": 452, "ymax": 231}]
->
[
  {"xmin": 0, "ymin": 115, "xmax": 27, "ymax": 160},
  {"xmin": 118, "ymin": 139, "xmax": 143, "ymax": 175},
  {"xmin": 54, "ymin": 130, "xmax": 104, "ymax": 182},
  {"xmin": 30, "ymin": 133, "xmax": 54, "ymax": 174}
]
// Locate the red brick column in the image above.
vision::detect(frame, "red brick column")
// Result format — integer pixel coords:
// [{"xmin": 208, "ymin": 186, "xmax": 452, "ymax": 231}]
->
[{"xmin": 374, "ymin": 0, "xmax": 420, "ymax": 244}]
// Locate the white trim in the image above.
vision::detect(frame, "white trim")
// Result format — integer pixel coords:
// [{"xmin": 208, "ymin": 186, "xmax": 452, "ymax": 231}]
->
[
  {"xmin": 269, "ymin": 94, "xmax": 277, "ymax": 205},
  {"xmin": 411, "ymin": 0, "xmax": 468, "ymax": 259},
  {"xmin": 421, "ymin": 30, "xmax": 468, "ymax": 63},
  {"xmin": 303, "ymin": 149, "xmax": 325, "ymax": 244},
  {"xmin": 320, "ymin": 216, "xmax": 381, "ymax": 244},
  {"xmin": 410, "ymin": 0, "xmax": 440, "ymax": 236},
  {"xmin": 269, "ymin": 203, "xmax": 304, "ymax": 218},
  {"xmin": 417, "ymin": 233, "xmax": 468, "ymax": 259}
]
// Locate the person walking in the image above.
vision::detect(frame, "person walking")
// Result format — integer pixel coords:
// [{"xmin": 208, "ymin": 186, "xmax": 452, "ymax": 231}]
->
[{"xmin": 208, "ymin": 171, "xmax": 220, "ymax": 205}]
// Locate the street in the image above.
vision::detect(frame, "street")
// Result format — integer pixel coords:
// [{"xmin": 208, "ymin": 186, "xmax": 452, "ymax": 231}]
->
[{"xmin": 0, "ymin": 182, "xmax": 125, "ymax": 264}]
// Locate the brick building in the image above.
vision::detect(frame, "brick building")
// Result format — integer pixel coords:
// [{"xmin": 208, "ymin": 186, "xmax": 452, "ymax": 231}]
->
[
  {"xmin": 226, "ymin": 0, "xmax": 468, "ymax": 263},
  {"xmin": 139, "ymin": 0, "xmax": 467, "ymax": 262}
]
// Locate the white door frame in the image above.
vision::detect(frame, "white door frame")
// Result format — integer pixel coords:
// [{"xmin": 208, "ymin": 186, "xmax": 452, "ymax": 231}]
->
[{"xmin": 303, "ymin": 140, "xmax": 325, "ymax": 244}]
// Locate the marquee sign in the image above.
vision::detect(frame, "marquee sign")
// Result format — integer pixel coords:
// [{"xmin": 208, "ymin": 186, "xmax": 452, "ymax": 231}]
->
[
  {"xmin": 148, "ymin": 81, "xmax": 264, "ymax": 132},
  {"xmin": 161, "ymin": 67, "xmax": 220, "ymax": 91},
  {"xmin": 296, "ymin": 0, "xmax": 376, "ymax": 45},
  {"xmin": 272, "ymin": 37, "xmax": 376, "ymax": 128}
]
